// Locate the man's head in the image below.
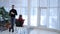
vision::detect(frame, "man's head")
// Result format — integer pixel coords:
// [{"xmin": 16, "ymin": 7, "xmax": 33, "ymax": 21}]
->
[{"xmin": 12, "ymin": 5, "xmax": 14, "ymax": 9}]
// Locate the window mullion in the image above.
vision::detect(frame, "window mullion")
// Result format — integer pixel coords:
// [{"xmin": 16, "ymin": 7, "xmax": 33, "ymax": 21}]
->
[
  {"xmin": 27, "ymin": 0, "xmax": 31, "ymax": 26},
  {"xmin": 37, "ymin": 0, "xmax": 40, "ymax": 27}
]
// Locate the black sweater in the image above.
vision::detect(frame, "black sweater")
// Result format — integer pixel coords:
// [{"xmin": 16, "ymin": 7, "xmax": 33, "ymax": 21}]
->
[{"xmin": 9, "ymin": 9, "xmax": 17, "ymax": 17}]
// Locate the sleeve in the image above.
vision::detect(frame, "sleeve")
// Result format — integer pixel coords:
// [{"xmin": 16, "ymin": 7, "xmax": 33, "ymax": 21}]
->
[{"xmin": 15, "ymin": 10, "xmax": 17, "ymax": 15}]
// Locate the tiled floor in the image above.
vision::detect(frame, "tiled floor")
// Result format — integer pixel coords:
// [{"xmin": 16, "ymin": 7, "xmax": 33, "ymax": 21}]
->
[
  {"xmin": 0, "ymin": 27, "xmax": 28, "ymax": 34},
  {"xmin": 0, "ymin": 26, "xmax": 59, "ymax": 34},
  {"xmin": 0, "ymin": 30, "xmax": 15, "ymax": 34}
]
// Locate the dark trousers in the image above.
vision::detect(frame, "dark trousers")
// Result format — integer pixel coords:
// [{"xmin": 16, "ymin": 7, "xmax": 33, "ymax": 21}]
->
[{"xmin": 9, "ymin": 17, "xmax": 15, "ymax": 32}]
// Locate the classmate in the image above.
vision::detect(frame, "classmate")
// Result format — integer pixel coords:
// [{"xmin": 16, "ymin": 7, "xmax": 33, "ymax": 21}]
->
[
  {"xmin": 9, "ymin": 5, "xmax": 17, "ymax": 32},
  {"xmin": 16, "ymin": 15, "xmax": 25, "ymax": 27}
]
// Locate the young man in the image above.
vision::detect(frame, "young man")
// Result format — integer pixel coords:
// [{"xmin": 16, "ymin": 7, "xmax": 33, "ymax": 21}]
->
[{"xmin": 9, "ymin": 5, "xmax": 17, "ymax": 32}]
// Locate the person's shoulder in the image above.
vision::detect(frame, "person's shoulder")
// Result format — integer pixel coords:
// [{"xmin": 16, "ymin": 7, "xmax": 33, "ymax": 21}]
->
[
  {"xmin": 10, "ymin": 9, "xmax": 17, "ymax": 11},
  {"xmin": 13, "ymin": 9, "xmax": 16, "ymax": 10},
  {"xmin": 13, "ymin": 9, "xmax": 17, "ymax": 11}
]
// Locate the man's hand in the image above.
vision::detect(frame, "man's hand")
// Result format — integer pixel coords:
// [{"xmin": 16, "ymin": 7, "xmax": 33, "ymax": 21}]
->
[{"xmin": 11, "ymin": 12, "xmax": 14, "ymax": 15}]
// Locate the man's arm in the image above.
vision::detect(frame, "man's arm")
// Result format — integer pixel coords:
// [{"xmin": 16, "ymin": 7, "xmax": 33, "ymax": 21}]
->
[
  {"xmin": 11, "ymin": 12, "xmax": 15, "ymax": 15},
  {"xmin": 15, "ymin": 10, "xmax": 17, "ymax": 15}
]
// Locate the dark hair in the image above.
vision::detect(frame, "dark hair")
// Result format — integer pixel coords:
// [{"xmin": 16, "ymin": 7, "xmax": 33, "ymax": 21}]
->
[
  {"xmin": 19, "ymin": 15, "xmax": 22, "ymax": 17},
  {"xmin": 12, "ymin": 5, "xmax": 14, "ymax": 6}
]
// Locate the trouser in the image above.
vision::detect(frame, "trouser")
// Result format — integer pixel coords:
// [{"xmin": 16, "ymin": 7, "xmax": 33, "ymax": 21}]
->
[{"xmin": 9, "ymin": 17, "xmax": 15, "ymax": 32}]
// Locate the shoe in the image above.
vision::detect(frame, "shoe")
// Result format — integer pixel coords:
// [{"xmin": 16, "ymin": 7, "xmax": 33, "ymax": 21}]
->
[
  {"xmin": 12, "ymin": 30, "xmax": 14, "ymax": 32},
  {"xmin": 9, "ymin": 30, "xmax": 11, "ymax": 32},
  {"xmin": 9, "ymin": 28, "xmax": 11, "ymax": 32}
]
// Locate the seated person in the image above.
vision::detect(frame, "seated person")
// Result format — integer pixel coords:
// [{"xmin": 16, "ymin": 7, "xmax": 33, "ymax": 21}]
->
[{"xmin": 16, "ymin": 15, "xmax": 25, "ymax": 27}]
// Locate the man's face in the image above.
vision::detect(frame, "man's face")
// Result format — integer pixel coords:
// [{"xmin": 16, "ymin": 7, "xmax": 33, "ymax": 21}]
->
[{"xmin": 12, "ymin": 5, "xmax": 14, "ymax": 9}]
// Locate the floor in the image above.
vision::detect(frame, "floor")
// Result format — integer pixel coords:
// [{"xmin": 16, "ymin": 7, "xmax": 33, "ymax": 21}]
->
[
  {"xmin": 0, "ymin": 26, "xmax": 59, "ymax": 34},
  {"xmin": 0, "ymin": 26, "xmax": 28, "ymax": 34}
]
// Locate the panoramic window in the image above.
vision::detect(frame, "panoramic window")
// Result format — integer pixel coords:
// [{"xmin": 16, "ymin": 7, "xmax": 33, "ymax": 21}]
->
[{"xmin": 0, "ymin": 0, "xmax": 59, "ymax": 30}]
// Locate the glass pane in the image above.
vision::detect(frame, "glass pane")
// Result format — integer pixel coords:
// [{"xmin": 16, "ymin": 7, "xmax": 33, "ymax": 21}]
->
[
  {"xmin": 50, "ymin": 0, "xmax": 58, "ymax": 7},
  {"xmin": 9, "ymin": 0, "xmax": 28, "ymax": 7},
  {"xmin": 22, "ymin": 0, "xmax": 28, "ymax": 7},
  {"xmin": 15, "ymin": 8, "xmax": 20, "ymax": 19},
  {"xmin": 40, "ymin": 16, "xmax": 46, "ymax": 26},
  {"xmin": 40, "ymin": 9, "xmax": 47, "ymax": 26},
  {"xmin": 21, "ymin": 8, "xmax": 28, "ymax": 25},
  {"xmin": 49, "ymin": 16, "xmax": 58, "ymax": 29},
  {"xmin": 49, "ymin": 8, "xmax": 58, "ymax": 29},
  {"xmin": 31, "ymin": 0, "xmax": 38, "ymax": 7},
  {"xmin": 49, "ymin": 8, "xmax": 57, "ymax": 16},
  {"xmin": 30, "ymin": 8, "xmax": 37, "ymax": 26},
  {"xmin": 11, "ymin": 0, "xmax": 22, "ymax": 5},
  {"xmin": 41, "ymin": 9, "xmax": 47, "ymax": 16},
  {"xmin": 0, "ymin": 0, "xmax": 9, "ymax": 7},
  {"xmin": 40, "ymin": 0, "xmax": 48, "ymax": 7},
  {"xmin": 9, "ymin": 0, "xmax": 21, "ymax": 8}
]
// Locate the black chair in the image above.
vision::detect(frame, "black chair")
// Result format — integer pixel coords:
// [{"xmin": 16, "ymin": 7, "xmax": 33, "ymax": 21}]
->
[{"xmin": 15, "ymin": 20, "xmax": 24, "ymax": 27}]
